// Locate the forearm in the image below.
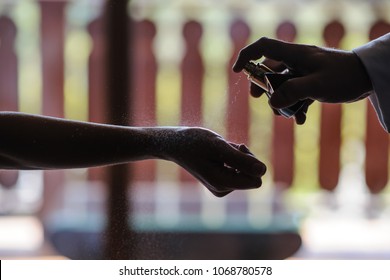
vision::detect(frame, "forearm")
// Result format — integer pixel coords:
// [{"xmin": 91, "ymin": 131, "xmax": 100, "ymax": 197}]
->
[
  {"xmin": 353, "ymin": 33, "xmax": 390, "ymax": 132},
  {"xmin": 0, "ymin": 112, "xmax": 164, "ymax": 169}
]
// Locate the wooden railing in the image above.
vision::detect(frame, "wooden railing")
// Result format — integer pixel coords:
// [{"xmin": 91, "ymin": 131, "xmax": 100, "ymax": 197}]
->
[{"xmin": 1, "ymin": 0, "xmax": 390, "ymax": 257}]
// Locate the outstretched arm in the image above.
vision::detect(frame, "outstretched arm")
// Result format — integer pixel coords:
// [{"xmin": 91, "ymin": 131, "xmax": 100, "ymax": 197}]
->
[{"xmin": 0, "ymin": 112, "xmax": 266, "ymax": 196}]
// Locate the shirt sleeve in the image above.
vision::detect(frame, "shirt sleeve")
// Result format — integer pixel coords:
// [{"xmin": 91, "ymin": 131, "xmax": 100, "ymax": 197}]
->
[{"xmin": 353, "ymin": 33, "xmax": 390, "ymax": 133}]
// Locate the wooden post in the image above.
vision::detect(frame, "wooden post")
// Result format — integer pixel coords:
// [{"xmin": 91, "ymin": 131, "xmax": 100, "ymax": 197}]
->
[
  {"xmin": 131, "ymin": 19, "xmax": 157, "ymax": 182},
  {"xmin": 87, "ymin": 16, "xmax": 108, "ymax": 181},
  {"xmin": 103, "ymin": 0, "xmax": 135, "ymax": 259},
  {"xmin": 0, "ymin": 16, "xmax": 18, "ymax": 111},
  {"xmin": 272, "ymin": 21, "xmax": 296, "ymax": 189},
  {"xmin": 40, "ymin": 1, "xmax": 66, "ymax": 118},
  {"xmin": 38, "ymin": 0, "xmax": 67, "ymax": 222},
  {"xmin": 178, "ymin": 20, "xmax": 204, "ymax": 213},
  {"xmin": 226, "ymin": 18, "xmax": 251, "ymax": 214},
  {"xmin": 227, "ymin": 19, "xmax": 250, "ymax": 144},
  {"xmin": 318, "ymin": 20, "xmax": 343, "ymax": 192},
  {"xmin": 0, "ymin": 16, "xmax": 19, "ymax": 188},
  {"xmin": 365, "ymin": 20, "xmax": 390, "ymax": 194},
  {"xmin": 180, "ymin": 20, "xmax": 204, "ymax": 183}
]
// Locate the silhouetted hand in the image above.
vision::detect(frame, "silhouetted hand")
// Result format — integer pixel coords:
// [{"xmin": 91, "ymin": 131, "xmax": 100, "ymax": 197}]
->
[
  {"xmin": 158, "ymin": 127, "xmax": 266, "ymax": 197},
  {"xmin": 233, "ymin": 37, "xmax": 373, "ymax": 124}
]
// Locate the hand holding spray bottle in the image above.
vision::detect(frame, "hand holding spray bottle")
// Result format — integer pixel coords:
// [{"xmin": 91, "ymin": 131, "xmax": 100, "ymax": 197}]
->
[{"xmin": 243, "ymin": 61, "xmax": 306, "ymax": 118}]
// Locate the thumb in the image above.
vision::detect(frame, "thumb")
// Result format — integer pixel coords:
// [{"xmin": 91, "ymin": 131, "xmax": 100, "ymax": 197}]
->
[
  {"xmin": 221, "ymin": 143, "xmax": 266, "ymax": 177},
  {"xmin": 269, "ymin": 76, "xmax": 314, "ymax": 109}
]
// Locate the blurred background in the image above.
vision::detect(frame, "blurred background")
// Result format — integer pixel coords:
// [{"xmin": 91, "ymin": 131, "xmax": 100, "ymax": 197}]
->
[{"xmin": 1, "ymin": 0, "xmax": 390, "ymax": 259}]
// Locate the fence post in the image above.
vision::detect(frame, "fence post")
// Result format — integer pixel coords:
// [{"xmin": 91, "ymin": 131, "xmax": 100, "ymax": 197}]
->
[
  {"xmin": 365, "ymin": 19, "xmax": 390, "ymax": 194},
  {"xmin": 38, "ymin": 0, "xmax": 67, "ymax": 223},
  {"xmin": 87, "ymin": 16, "xmax": 108, "ymax": 182},
  {"xmin": 178, "ymin": 20, "xmax": 204, "ymax": 213},
  {"xmin": 179, "ymin": 20, "xmax": 204, "ymax": 184},
  {"xmin": 272, "ymin": 21, "xmax": 296, "ymax": 192},
  {"xmin": 226, "ymin": 18, "xmax": 251, "ymax": 215},
  {"xmin": 0, "ymin": 15, "xmax": 19, "ymax": 188},
  {"xmin": 103, "ymin": 0, "xmax": 135, "ymax": 259},
  {"xmin": 318, "ymin": 20, "xmax": 343, "ymax": 192},
  {"xmin": 227, "ymin": 19, "xmax": 250, "ymax": 144},
  {"xmin": 131, "ymin": 19, "xmax": 157, "ymax": 182}
]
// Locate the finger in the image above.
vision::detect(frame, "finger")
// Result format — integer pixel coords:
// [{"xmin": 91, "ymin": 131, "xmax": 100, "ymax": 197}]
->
[
  {"xmin": 250, "ymin": 82, "xmax": 266, "ymax": 98},
  {"xmin": 219, "ymin": 166, "xmax": 263, "ymax": 190},
  {"xmin": 269, "ymin": 76, "xmax": 316, "ymax": 109},
  {"xmin": 218, "ymin": 142, "xmax": 266, "ymax": 177},
  {"xmin": 228, "ymin": 142, "xmax": 240, "ymax": 149},
  {"xmin": 210, "ymin": 189, "xmax": 232, "ymax": 198},
  {"xmin": 266, "ymin": 99, "xmax": 281, "ymax": 116},
  {"xmin": 272, "ymin": 108, "xmax": 281, "ymax": 116},
  {"xmin": 187, "ymin": 165, "xmax": 233, "ymax": 197},
  {"xmin": 262, "ymin": 58, "xmax": 287, "ymax": 72},
  {"xmin": 233, "ymin": 37, "xmax": 306, "ymax": 72},
  {"xmin": 228, "ymin": 142, "xmax": 250, "ymax": 153},
  {"xmin": 294, "ymin": 111, "xmax": 307, "ymax": 125},
  {"xmin": 197, "ymin": 177, "xmax": 232, "ymax": 197},
  {"xmin": 294, "ymin": 99, "xmax": 313, "ymax": 124},
  {"xmin": 199, "ymin": 162, "xmax": 262, "ymax": 193},
  {"xmin": 238, "ymin": 144, "xmax": 251, "ymax": 154},
  {"xmin": 202, "ymin": 180, "xmax": 232, "ymax": 197},
  {"xmin": 209, "ymin": 162, "xmax": 263, "ymax": 190},
  {"xmin": 267, "ymin": 100, "xmax": 282, "ymax": 116}
]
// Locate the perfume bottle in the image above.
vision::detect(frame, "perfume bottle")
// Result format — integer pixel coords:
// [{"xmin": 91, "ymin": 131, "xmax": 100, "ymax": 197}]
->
[{"xmin": 243, "ymin": 61, "xmax": 306, "ymax": 118}]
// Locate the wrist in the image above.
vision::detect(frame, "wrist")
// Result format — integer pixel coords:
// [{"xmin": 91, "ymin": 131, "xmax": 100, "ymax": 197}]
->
[
  {"xmin": 351, "ymin": 51, "xmax": 373, "ymax": 94},
  {"xmin": 142, "ymin": 127, "xmax": 183, "ymax": 161}
]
